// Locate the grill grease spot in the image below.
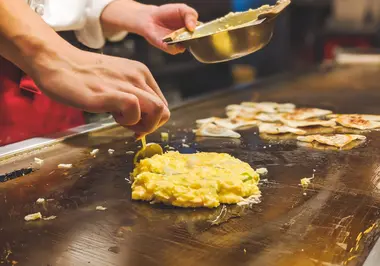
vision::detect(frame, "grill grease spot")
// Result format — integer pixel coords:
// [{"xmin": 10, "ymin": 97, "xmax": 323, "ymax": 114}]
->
[{"xmin": 0, "ymin": 168, "xmax": 34, "ymax": 183}]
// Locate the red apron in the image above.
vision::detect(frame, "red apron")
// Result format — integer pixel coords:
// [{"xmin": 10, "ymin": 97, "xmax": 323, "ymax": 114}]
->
[{"xmin": 0, "ymin": 57, "xmax": 85, "ymax": 146}]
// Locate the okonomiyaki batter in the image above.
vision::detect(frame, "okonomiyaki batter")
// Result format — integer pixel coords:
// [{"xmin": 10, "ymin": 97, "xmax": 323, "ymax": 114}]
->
[{"xmin": 131, "ymin": 151, "xmax": 261, "ymax": 208}]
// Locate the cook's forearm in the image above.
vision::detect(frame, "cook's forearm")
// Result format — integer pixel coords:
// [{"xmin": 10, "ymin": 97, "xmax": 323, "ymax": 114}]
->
[{"xmin": 0, "ymin": 0, "xmax": 71, "ymax": 76}]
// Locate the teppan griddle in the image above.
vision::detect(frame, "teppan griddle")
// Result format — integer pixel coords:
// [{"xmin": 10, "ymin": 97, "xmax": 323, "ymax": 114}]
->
[{"xmin": 1, "ymin": 64, "xmax": 380, "ymax": 266}]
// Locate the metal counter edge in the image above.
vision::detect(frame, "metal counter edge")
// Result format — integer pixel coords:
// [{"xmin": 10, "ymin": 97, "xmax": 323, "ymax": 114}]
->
[{"xmin": 0, "ymin": 65, "xmax": 324, "ymax": 161}]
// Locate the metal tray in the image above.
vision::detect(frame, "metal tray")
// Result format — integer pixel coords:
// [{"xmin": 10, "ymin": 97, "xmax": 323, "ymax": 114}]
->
[{"xmin": 1, "ymin": 64, "xmax": 380, "ymax": 266}]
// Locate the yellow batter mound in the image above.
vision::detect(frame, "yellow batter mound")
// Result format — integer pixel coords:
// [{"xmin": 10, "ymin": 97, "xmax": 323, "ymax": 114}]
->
[{"xmin": 131, "ymin": 151, "xmax": 261, "ymax": 208}]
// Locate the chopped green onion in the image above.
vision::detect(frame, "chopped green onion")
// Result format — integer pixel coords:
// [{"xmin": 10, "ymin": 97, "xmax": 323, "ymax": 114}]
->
[{"xmin": 242, "ymin": 172, "xmax": 253, "ymax": 182}]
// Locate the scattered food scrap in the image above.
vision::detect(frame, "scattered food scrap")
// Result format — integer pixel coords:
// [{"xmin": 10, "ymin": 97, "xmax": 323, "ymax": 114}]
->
[
  {"xmin": 364, "ymin": 222, "xmax": 378, "ymax": 234},
  {"xmin": 34, "ymin": 157, "xmax": 44, "ymax": 166},
  {"xmin": 90, "ymin": 149, "xmax": 99, "ymax": 156},
  {"xmin": 161, "ymin": 132, "xmax": 169, "ymax": 142},
  {"xmin": 108, "ymin": 149, "xmax": 115, "ymax": 155},
  {"xmin": 125, "ymin": 151, "xmax": 134, "ymax": 155},
  {"xmin": 24, "ymin": 212, "xmax": 42, "ymax": 221},
  {"xmin": 58, "ymin": 164, "xmax": 73, "ymax": 169},
  {"xmin": 256, "ymin": 168, "xmax": 268, "ymax": 176},
  {"xmin": 36, "ymin": 198, "xmax": 45, "ymax": 204},
  {"xmin": 300, "ymin": 176, "xmax": 314, "ymax": 189},
  {"xmin": 237, "ymin": 194, "xmax": 261, "ymax": 207},
  {"xmin": 43, "ymin": 216, "xmax": 57, "ymax": 221},
  {"xmin": 96, "ymin": 206, "xmax": 107, "ymax": 211},
  {"xmin": 336, "ymin": 242, "xmax": 348, "ymax": 250}
]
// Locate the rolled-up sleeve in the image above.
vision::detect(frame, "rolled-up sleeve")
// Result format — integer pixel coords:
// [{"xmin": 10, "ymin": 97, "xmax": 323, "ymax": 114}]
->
[
  {"xmin": 75, "ymin": 0, "xmax": 128, "ymax": 49},
  {"xmin": 34, "ymin": 0, "xmax": 128, "ymax": 49}
]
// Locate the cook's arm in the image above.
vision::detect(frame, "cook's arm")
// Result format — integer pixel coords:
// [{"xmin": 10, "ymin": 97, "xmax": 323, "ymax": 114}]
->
[
  {"xmin": 0, "ymin": 0, "xmax": 72, "ymax": 76},
  {"xmin": 0, "ymin": 0, "xmax": 170, "ymax": 135}
]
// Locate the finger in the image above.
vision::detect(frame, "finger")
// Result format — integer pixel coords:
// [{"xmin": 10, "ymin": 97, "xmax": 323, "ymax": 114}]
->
[
  {"xmin": 134, "ymin": 78, "xmax": 167, "ymax": 107},
  {"xmin": 157, "ymin": 105, "xmax": 170, "ymax": 128},
  {"xmin": 121, "ymin": 62, "xmax": 169, "ymax": 107},
  {"xmin": 139, "ymin": 66, "xmax": 169, "ymax": 106},
  {"xmin": 178, "ymin": 5, "xmax": 198, "ymax": 31},
  {"xmin": 84, "ymin": 88, "xmax": 141, "ymax": 124},
  {"xmin": 127, "ymin": 108, "xmax": 162, "ymax": 135},
  {"xmin": 110, "ymin": 93, "xmax": 141, "ymax": 126},
  {"xmin": 159, "ymin": 4, "xmax": 199, "ymax": 30},
  {"xmin": 124, "ymin": 88, "xmax": 165, "ymax": 134},
  {"xmin": 175, "ymin": 43, "xmax": 186, "ymax": 51},
  {"xmin": 145, "ymin": 81, "xmax": 169, "ymax": 107},
  {"xmin": 131, "ymin": 102, "xmax": 170, "ymax": 138}
]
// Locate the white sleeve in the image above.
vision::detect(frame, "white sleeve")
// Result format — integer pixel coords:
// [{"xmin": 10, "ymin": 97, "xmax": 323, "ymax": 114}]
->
[
  {"xmin": 74, "ymin": 0, "xmax": 128, "ymax": 49},
  {"xmin": 29, "ymin": 0, "xmax": 128, "ymax": 49}
]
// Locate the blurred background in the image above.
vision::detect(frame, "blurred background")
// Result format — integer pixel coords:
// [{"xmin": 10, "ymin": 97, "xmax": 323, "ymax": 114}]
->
[{"xmin": 90, "ymin": 0, "xmax": 380, "ymax": 122}]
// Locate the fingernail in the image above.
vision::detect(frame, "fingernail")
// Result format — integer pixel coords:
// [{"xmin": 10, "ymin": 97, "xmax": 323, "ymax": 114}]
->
[
  {"xmin": 189, "ymin": 21, "xmax": 196, "ymax": 31},
  {"xmin": 174, "ymin": 44, "xmax": 185, "ymax": 53}
]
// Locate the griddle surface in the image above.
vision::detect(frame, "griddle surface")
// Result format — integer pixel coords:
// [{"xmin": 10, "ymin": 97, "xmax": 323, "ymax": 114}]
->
[{"xmin": 1, "ymin": 65, "xmax": 380, "ymax": 266}]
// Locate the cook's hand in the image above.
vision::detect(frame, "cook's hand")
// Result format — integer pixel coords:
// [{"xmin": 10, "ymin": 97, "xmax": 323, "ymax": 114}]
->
[
  {"xmin": 140, "ymin": 4, "xmax": 198, "ymax": 54},
  {"xmin": 32, "ymin": 46, "xmax": 170, "ymax": 136},
  {"xmin": 101, "ymin": 2, "xmax": 198, "ymax": 55}
]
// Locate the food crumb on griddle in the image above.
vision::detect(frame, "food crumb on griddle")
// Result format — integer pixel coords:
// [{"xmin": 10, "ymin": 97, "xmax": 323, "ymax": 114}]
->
[
  {"xmin": 34, "ymin": 157, "xmax": 44, "ymax": 166},
  {"xmin": 58, "ymin": 164, "xmax": 73, "ymax": 169},
  {"xmin": 90, "ymin": 149, "xmax": 99, "ymax": 157},
  {"xmin": 43, "ymin": 215, "xmax": 57, "ymax": 221},
  {"xmin": 36, "ymin": 198, "xmax": 45, "ymax": 204},
  {"xmin": 256, "ymin": 168, "xmax": 268, "ymax": 176},
  {"xmin": 108, "ymin": 149, "xmax": 115, "ymax": 155},
  {"xmin": 43, "ymin": 216, "xmax": 57, "ymax": 221},
  {"xmin": 300, "ymin": 176, "xmax": 314, "ymax": 188},
  {"xmin": 96, "ymin": 206, "xmax": 107, "ymax": 211},
  {"xmin": 161, "ymin": 132, "xmax": 169, "ymax": 142},
  {"xmin": 24, "ymin": 212, "xmax": 42, "ymax": 221}
]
